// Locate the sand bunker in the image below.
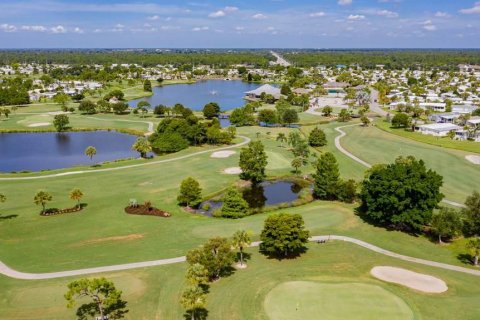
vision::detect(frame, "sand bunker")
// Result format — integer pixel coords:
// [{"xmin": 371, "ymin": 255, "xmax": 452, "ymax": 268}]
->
[
  {"xmin": 466, "ymin": 155, "xmax": 480, "ymax": 165},
  {"xmin": 28, "ymin": 122, "xmax": 51, "ymax": 127},
  {"xmin": 211, "ymin": 151, "xmax": 236, "ymax": 158},
  {"xmin": 47, "ymin": 111, "xmax": 70, "ymax": 115},
  {"xmin": 223, "ymin": 167, "xmax": 242, "ymax": 174},
  {"xmin": 371, "ymin": 266, "xmax": 447, "ymax": 293}
]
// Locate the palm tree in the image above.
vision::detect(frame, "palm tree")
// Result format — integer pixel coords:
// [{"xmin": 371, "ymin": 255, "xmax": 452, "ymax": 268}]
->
[
  {"xmin": 181, "ymin": 286, "xmax": 206, "ymax": 320},
  {"xmin": 69, "ymin": 189, "xmax": 84, "ymax": 208},
  {"xmin": 85, "ymin": 146, "xmax": 97, "ymax": 161},
  {"xmin": 467, "ymin": 238, "xmax": 480, "ymax": 266},
  {"xmin": 131, "ymin": 137, "xmax": 152, "ymax": 158},
  {"xmin": 232, "ymin": 230, "xmax": 252, "ymax": 267},
  {"xmin": 276, "ymin": 133, "xmax": 287, "ymax": 147},
  {"xmin": 34, "ymin": 190, "xmax": 52, "ymax": 214}
]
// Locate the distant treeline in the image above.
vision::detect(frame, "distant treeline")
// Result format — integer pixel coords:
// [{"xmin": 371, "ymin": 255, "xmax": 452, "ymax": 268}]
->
[
  {"xmin": 283, "ymin": 50, "xmax": 480, "ymax": 70},
  {"xmin": 0, "ymin": 50, "xmax": 273, "ymax": 68}
]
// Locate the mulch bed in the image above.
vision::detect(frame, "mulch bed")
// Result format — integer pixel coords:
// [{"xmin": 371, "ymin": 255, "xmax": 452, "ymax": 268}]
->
[
  {"xmin": 125, "ymin": 205, "xmax": 171, "ymax": 218},
  {"xmin": 41, "ymin": 206, "xmax": 83, "ymax": 216}
]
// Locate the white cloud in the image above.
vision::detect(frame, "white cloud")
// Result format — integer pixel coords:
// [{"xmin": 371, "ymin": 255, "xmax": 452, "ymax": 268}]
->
[
  {"xmin": 338, "ymin": 0, "xmax": 352, "ymax": 5},
  {"xmin": 310, "ymin": 12, "xmax": 326, "ymax": 18},
  {"xmin": 192, "ymin": 26, "xmax": 209, "ymax": 31},
  {"xmin": 147, "ymin": 15, "xmax": 160, "ymax": 20},
  {"xmin": 422, "ymin": 20, "xmax": 436, "ymax": 31},
  {"xmin": 209, "ymin": 10, "xmax": 225, "ymax": 18},
  {"xmin": 252, "ymin": 13, "xmax": 267, "ymax": 19},
  {"xmin": 376, "ymin": 10, "xmax": 398, "ymax": 18},
  {"xmin": 50, "ymin": 25, "xmax": 66, "ymax": 33},
  {"xmin": 235, "ymin": 26, "xmax": 245, "ymax": 31},
  {"xmin": 224, "ymin": 6, "xmax": 238, "ymax": 13},
  {"xmin": 73, "ymin": 27, "xmax": 84, "ymax": 34},
  {"xmin": 347, "ymin": 14, "xmax": 365, "ymax": 20},
  {"xmin": 21, "ymin": 25, "xmax": 47, "ymax": 32},
  {"xmin": 0, "ymin": 23, "xmax": 17, "ymax": 32},
  {"xmin": 434, "ymin": 11, "xmax": 450, "ymax": 18},
  {"xmin": 115, "ymin": 24, "xmax": 124, "ymax": 28},
  {"xmin": 460, "ymin": 2, "xmax": 480, "ymax": 14}
]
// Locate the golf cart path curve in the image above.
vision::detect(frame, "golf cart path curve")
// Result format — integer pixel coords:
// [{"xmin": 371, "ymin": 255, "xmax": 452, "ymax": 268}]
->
[
  {"xmin": 334, "ymin": 124, "xmax": 466, "ymax": 209},
  {"xmin": 0, "ymin": 135, "xmax": 251, "ymax": 181},
  {"xmin": 1, "ymin": 235, "xmax": 479, "ymax": 280}
]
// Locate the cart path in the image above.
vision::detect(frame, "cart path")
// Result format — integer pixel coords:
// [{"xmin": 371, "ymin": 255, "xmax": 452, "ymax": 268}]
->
[
  {"xmin": 334, "ymin": 124, "xmax": 466, "ymax": 208},
  {"xmin": 0, "ymin": 135, "xmax": 251, "ymax": 181},
  {"xmin": 0, "ymin": 235, "xmax": 478, "ymax": 280}
]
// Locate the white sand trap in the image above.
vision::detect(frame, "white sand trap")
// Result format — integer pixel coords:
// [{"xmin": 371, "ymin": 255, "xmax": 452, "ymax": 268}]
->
[
  {"xmin": 28, "ymin": 122, "xmax": 51, "ymax": 127},
  {"xmin": 223, "ymin": 167, "xmax": 242, "ymax": 174},
  {"xmin": 371, "ymin": 266, "xmax": 447, "ymax": 293},
  {"xmin": 211, "ymin": 151, "xmax": 236, "ymax": 158},
  {"xmin": 466, "ymin": 155, "xmax": 480, "ymax": 165},
  {"xmin": 47, "ymin": 111, "xmax": 71, "ymax": 115}
]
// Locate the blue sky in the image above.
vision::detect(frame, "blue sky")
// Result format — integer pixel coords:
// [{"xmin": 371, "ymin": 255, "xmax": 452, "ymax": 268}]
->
[{"xmin": 0, "ymin": 0, "xmax": 479, "ymax": 48}]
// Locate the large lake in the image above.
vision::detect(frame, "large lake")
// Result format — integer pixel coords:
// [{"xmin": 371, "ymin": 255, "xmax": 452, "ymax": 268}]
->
[
  {"xmin": 129, "ymin": 80, "xmax": 259, "ymax": 110},
  {"xmin": 0, "ymin": 131, "xmax": 140, "ymax": 172}
]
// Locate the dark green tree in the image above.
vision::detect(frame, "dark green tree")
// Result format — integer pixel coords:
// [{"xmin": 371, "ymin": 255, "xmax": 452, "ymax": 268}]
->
[
  {"xmin": 308, "ymin": 127, "xmax": 327, "ymax": 147},
  {"xmin": 143, "ymin": 79, "xmax": 152, "ymax": 92},
  {"xmin": 259, "ymin": 213, "xmax": 310, "ymax": 257},
  {"xmin": 462, "ymin": 191, "xmax": 480, "ymax": 236},
  {"xmin": 239, "ymin": 141, "xmax": 268, "ymax": 183},
  {"xmin": 391, "ymin": 113, "xmax": 411, "ymax": 128},
  {"xmin": 203, "ymin": 102, "xmax": 220, "ymax": 119},
  {"xmin": 53, "ymin": 114, "xmax": 70, "ymax": 132},
  {"xmin": 186, "ymin": 237, "xmax": 235, "ymax": 280},
  {"xmin": 65, "ymin": 277, "xmax": 128, "ymax": 320},
  {"xmin": 220, "ymin": 187, "xmax": 249, "ymax": 218},
  {"xmin": 360, "ymin": 156, "xmax": 444, "ymax": 232},
  {"xmin": 313, "ymin": 152, "xmax": 340, "ymax": 200},
  {"xmin": 177, "ymin": 177, "xmax": 202, "ymax": 208},
  {"xmin": 78, "ymin": 100, "xmax": 97, "ymax": 114},
  {"xmin": 257, "ymin": 109, "xmax": 277, "ymax": 125},
  {"xmin": 282, "ymin": 109, "xmax": 299, "ymax": 126}
]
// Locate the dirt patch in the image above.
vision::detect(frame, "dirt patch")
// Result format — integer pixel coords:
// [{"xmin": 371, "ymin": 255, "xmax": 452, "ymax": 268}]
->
[
  {"xmin": 223, "ymin": 167, "xmax": 242, "ymax": 174},
  {"xmin": 371, "ymin": 266, "xmax": 448, "ymax": 293},
  {"xmin": 47, "ymin": 111, "xmax": 71, "ymax": 115},
  {"xmin": 72, "ymin": 234, "xmax": 144, "ymax": 247},
  {"xmin": 466, "ymin": 155, "xmax": 480, "ymax": 165},
  {"xmin": 138, "ymin": 181, "xmax": 153, "ymax": 186},
  {"xmin": 211, "ymin": 150, "xmax": 236, "ymax": 158},
  {"xmin": 28, "ymin": 122, "xmax": 50, "ymax": 127}
]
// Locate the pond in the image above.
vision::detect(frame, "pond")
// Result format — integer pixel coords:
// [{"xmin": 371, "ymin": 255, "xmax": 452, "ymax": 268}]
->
[
  {"xmin": 198, "ymin": 180, "xmax": 306, "ymax": 216},
  {"xmin": 0, "ymin": 131, "xmax": 142, "ymax": 172},
  {"xmin": 129, "ymin": 80, "xmax": 260, "ymax": 110}
]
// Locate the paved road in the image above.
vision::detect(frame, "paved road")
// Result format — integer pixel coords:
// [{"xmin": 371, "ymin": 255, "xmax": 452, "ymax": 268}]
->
[
  {"xmin": 1, "ymin": 235, "xmax": 478, "ymax": 280},
  {"xmin": 270, "ymin": 51, "xmax": 291, "ymax": 67},
  {"xmin": 334, "ymin": 124, "xmax": 466, "ymax": 208},
  {"xmin": 0, "ymin": 135, "xmax": 251, "ymax": 181},
  {"xmin": 369, "ymin": 89, "xmax": 389, "ymax": 117}
]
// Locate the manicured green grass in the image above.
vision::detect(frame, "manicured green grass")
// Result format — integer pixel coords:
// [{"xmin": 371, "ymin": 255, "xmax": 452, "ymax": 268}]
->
[
  {"xmin": 2, "ymin": 242, "xmax": 480, "ymax": 319},
  {"xmin": 264, "ymin": 281, "xmax": 414, "ymax": 320},
  {"xmin": 376, "ymin": 119, "xmax": 480, "ymax": 154},
  {"xmin": 339, "ymin": 124, "xmax": 479, "ymax": 203}
]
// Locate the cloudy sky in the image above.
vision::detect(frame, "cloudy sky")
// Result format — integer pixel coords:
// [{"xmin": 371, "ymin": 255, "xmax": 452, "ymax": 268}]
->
[{"xmin": 0, "ymin": 0, "xmax": 479, "ymax": 48}]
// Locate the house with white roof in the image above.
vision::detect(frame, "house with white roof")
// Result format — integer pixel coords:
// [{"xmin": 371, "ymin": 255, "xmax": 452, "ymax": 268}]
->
[
  {"xmin": 245, "ymin": 84, "xmax": 283, "ymax": 100},
  {"xmin": 415, "ymin": 123, "xmax": 462, "ymax": 137}
]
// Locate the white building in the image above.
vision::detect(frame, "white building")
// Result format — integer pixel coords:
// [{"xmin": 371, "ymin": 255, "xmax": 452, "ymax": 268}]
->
[{"xmin": 416, "ymin": 123, "xmax": 462, "ymax": 137}]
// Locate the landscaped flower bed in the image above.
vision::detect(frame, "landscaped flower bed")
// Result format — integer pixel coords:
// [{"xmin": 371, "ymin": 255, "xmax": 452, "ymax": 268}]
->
[
  {"xmin": 125, "ymin": 205, "xmax": 171, "ymax": 218},
  {"xmin": 40, "ymin": 206, "xmax": 83, "ymax": 216}
]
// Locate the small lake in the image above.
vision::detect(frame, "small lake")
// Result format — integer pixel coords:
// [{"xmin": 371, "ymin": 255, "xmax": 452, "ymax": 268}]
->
[
  {"xmin": 0, "ymin": 131, "xmax": 141, "ymax": 172},
  {"xmin": 198, "ymin": 180, "xmax": 305, "ymax": 216},
  {"xmin": 129, "ymin": 80, "xmax": 260, "ymax": 110}
]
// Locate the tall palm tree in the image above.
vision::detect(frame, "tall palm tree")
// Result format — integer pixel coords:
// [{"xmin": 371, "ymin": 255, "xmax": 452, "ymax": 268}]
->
[
  {"xmin": 69, "ymin": 189, "xmax": 84, "ymax": 208},
  {"xmin": 34, "ymin": 190, "xmax": 52, "ymax": 214},
  {"xmin": 232, "ymin": 230, "xmax": 252, "ymax": 266},
  {"xmin": 131, "ymin": 137, "xmax": 152, "ymax": 158},
  {"xmin": 85, "ymin": 146, "xmax": 97, "ymax": 161},
  {"xmin": 467, "ymin": 238, "xmax": 480, "ymax": 266},
  {"xmin": 276, "ymin": 133, "xmax": 287, "ymax": 147}
]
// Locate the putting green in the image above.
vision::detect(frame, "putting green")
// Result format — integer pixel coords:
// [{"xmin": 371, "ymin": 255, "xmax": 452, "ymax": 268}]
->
[{"xmin": 264, "ymin": 281, "xmax": 415, "ymax": 320}]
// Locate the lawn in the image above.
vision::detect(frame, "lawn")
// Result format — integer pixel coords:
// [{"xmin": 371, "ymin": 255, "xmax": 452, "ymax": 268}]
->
[
  {"xmin": 376, "ymin": 119, "xmax": 480, "ymax": 154},
  {"xmin": 2, "ymin": 242, "xmax": 480, "ymax": 319}
]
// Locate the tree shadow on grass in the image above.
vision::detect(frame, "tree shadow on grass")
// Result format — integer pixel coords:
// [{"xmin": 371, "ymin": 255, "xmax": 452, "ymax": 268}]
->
[
  {"xmin": 457, "ymin": 253, "xmax": 474, "ymax": 265},
  {"xmin": 354, "ymin": 206, "xmax": 421, "ymax": 237},
  {"xmin": 0, "ymin": 214, "xmax": 18, "ymax": 220},
  {"xmin": 259, "ymin": 246, "xmax": 308, "ymax": 261},
  {"xmin": 235, "ymin": 252, "xmax": 252, "ymax": 265},
  {"xmin": 184, "ymin": 308, "xmax": 208, "ymax": 320}
]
